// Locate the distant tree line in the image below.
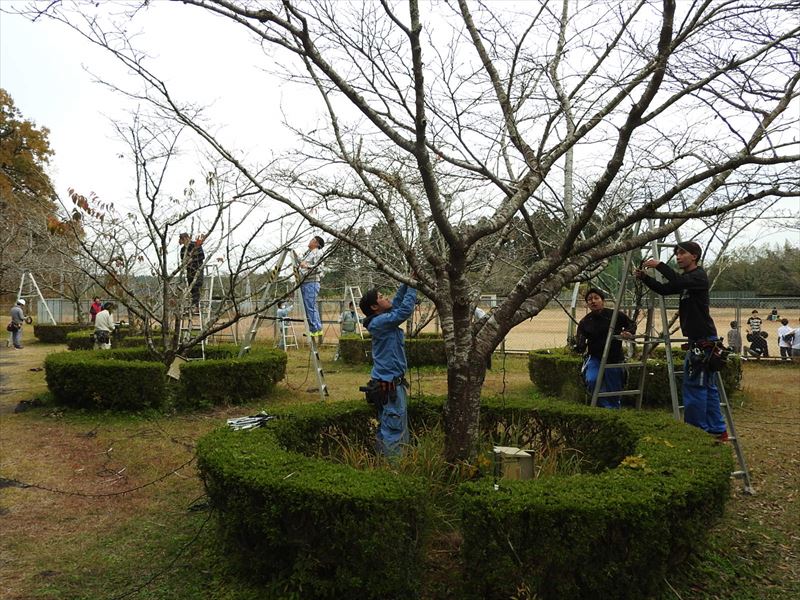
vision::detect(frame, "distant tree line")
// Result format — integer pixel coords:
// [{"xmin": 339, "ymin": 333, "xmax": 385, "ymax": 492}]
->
[{"xmin": 709, "ymin": 243, "xmax": 800, "ymax": 296}]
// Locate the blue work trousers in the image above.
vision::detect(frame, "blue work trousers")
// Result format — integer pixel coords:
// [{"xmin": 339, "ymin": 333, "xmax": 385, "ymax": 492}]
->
[
  {"xmin": 583, "ymin": 356, "xmax": 625, "ymax": 409},
  {"xmin": 377, "ymin": 383, "xmax": 409, "ymax": 457},
  {"xmin": 301, "ymin": 282, "xmax": 322, "ymax": 333},
  {"xmin": 682, "ymin": 354, "xmax": 726, "ymax": 434}
]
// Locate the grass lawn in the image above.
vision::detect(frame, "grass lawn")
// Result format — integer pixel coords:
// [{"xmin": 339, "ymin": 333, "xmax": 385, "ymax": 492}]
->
[{"xmin": 0, "ymin": 339, "xmax": 798, "ymax": 599}]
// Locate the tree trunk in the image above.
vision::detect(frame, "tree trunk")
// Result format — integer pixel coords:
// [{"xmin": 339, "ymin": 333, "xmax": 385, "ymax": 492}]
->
[{"xmin": 443, "ymin": 355, "xmax": 488, "ymax": 462}]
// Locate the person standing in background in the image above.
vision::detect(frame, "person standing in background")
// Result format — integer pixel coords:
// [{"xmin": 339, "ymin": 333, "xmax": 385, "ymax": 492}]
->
[
  {"xmin": 8, "ymin": 299, "xmax": 27, "ymax": 349},
  {"xmin": 89, "ymin": 297, "xmax": 103, "ymax": 323}
]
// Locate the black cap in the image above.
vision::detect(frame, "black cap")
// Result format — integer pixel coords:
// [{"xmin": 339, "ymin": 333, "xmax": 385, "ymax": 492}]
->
[
  {"xmin": 359, "ymin": 288, "xmax": 378, "ymax": 317},
  {"xmin": 674, "ymin": 241, "xmax": 702, "ymax": 261},
  {"xmin": 314, "ymin": 235, "xmax": 325, "ymax": 249}
]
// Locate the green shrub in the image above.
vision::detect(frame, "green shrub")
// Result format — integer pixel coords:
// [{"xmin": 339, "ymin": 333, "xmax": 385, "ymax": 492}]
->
[
  {"xmin": 337, "ymin": 335, "xmax": 371, "ymax": 364},
  {"xmin": 44, "ymin": 346, "xmax": 286, "ymax": 411},
  {"xmin": 197, "ymin": 400, "xmax": 429, "ymax": 600},
  {"xmin": 458, "ymin": 397, "xmax": 733, "ymax": 600},
  {"xmin": 37, "ymin": 324, "xmax": 135, "ymax": 344},
  {"xmin": 34, "ymin": 323, "xmax": 93, "ymax": 343},
  {"xmin": 179, "ymin": 348, "xmax": 287, "ymax": 409},
  {"xmin": 339, "ymin": 335, "xmax": 447, "ymax": 367},
  {"xmin": 528, "ymin": 348, "xmax": 742, "ymax": 407},
  {"xmin": 66, "ymin": 331, "xmax": 146, "ymax": 351},
  {"xmin": 44, "ymin": 349, "xmax": 166, "ymax": 409},
  {"xmin": 198, "ymin": 397, "xmax": 733, "ymax": 600}
]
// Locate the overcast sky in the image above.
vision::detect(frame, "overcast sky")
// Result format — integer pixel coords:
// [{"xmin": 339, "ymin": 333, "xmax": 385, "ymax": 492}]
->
[{"xmin": 1, "ymin": 3, "xmax": 798, "ymax": 255}]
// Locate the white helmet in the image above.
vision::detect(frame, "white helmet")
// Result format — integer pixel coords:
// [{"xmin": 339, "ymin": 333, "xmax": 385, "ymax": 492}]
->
[{"xmin": 17, "ymin": 298, "xmax": 26, "ymax": 306}]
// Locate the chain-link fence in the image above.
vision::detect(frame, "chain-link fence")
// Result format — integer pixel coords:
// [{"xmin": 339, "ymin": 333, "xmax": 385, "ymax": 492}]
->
[{"xmin": 18, "ymin": 293, "xmax": 800, "ymax": 358}]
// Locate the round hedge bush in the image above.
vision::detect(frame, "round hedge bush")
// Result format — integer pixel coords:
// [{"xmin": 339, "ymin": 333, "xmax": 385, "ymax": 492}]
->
[
  {"xmin": 197, "ymin": 396, "xmax": 733, "ymax": 599},
  {"xmin": 528, "ymin": 347, "xmax": 742, "ymax": 408},
  {"xmin": 44, "ymin": 345, "xmax": 287, "ymax": 410}
]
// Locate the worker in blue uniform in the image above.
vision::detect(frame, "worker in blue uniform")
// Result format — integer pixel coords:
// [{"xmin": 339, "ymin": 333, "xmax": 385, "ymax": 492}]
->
[{"xmin": 359, "ymin": 282, "xmax": 417, "ymax": 457}]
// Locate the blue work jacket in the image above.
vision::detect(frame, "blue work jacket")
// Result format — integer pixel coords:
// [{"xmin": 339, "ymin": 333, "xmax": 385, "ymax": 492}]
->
[{"xmin": 364, "ymin": 284, "xmax": 417, "ymax": 381}]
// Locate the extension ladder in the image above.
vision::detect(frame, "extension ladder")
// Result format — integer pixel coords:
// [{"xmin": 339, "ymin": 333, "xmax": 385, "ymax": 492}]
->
[
  {"xmin": 291, "ymin": 249, "xmax": 329, "ymax": 402},
  {"xmin": 593, "ymin": 229, "xmax": 754, "ymax": 494}
]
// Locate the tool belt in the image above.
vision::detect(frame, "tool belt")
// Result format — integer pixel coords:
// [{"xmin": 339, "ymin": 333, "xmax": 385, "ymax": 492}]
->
[
  {"xmin": 682, "ymin": 338, "xmax": 729, "ymax": 375},
  {"xmin": 360, "ymin": 377, "xmax": 407, "ymax": 406}
]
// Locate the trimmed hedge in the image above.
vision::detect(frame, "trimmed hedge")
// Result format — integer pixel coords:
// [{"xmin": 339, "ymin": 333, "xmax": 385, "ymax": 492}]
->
[
  {"xmin": 339, "ymin": 334, "xmax": 448, "ymax": 367},
  {"xmin": 197, "ymin": 397, "xmax": 733, "ymax": 599},
  {"xmin": 44, "ymin": 348, "xmax": 166, "ymax": 410},
  {"xmin": 44, "ymin": 345, "xmax": 286, "ymax": 410},
  {"xmin": 459, "ymin": 397, "xmax": 733, "ymax": 600},
  {"xmin": 528, "ymin": 347, "xmax": 742, "ymax": 407},
  {"xmin": 198, "ymin": 401, "xmax": 429, "ymax": 600},
  {"xmin": 179, "ymin": 348, "xmax": 287, "ymax": 409},
  {"xmin": 66, "ymin": 330, "xmax": 145, "ymax": 351},
  {"xmin": 34, "ymin": 323, "xmax": 93, "ymax": 343}
]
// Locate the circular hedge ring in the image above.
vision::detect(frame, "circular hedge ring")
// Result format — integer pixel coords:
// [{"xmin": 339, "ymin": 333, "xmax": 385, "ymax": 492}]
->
[{"xmin": 197, "ymin": 397, "xmax": 733, "ymax": 600}]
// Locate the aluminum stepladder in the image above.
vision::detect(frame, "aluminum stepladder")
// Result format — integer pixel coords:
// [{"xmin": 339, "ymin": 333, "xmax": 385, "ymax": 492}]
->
[
  {"xmin": 344, "ymin": 285, "xmax": 365, "ymax": 339},
  {"xmin": 238, "ymin": 248, "xmax": 290, "ymax": 356},
  {"xmin": 278, "ymin": 308, "xmax": 299, "ymax": 350},
  {"xmin": 17, "ymin": 271, "xmax": 58, "ymax": 324},
  {"xmin": 178, "ymin": 287, "xmax": 206, "ymax": 361},
  {"xmin": 592, "ymin": 232, "xmax": 754, "ymax": 494},
  {"xmin": 291, "ymin": 249, "xmax": 329, "ymax": 402},
  {"xmin": 334, "ymin": 285, "xmax": 364, "ymax": 361},
  {"xmin": 204, "ymin": 266, "xmax": 239, "ymax": 345}
]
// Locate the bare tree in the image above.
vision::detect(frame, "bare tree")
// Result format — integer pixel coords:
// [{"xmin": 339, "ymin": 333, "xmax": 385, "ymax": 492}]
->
[
  {"xmin": 59, "ymin": 110, "xmax": 307, "ymax": 367},
  {"xmin": 27, "ymin": 0, "xmax": 800, "ymax": 460}
]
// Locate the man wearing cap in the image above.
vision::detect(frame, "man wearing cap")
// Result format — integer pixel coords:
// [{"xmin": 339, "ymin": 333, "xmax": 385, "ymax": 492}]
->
[
  {"xmin": 178, "ymin": 232, "xmax": 205, "ymax": 312},
  {"xmin": 9, "ymin": 299, "xmax": 27, "ymax": 349},
  {"xmin": 359, "ymin": 281, "xmax": 417, "ymax": 457},
  {"xmin": 635, "ymin": 241, "xmax": 728, "ymax": 440},
  {"xmin": 298, "ymin": 235, "xmax": 325, "ymax": 336}
]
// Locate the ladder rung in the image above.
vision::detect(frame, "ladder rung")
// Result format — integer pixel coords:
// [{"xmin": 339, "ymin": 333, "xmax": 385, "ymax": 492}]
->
[
  {"xmin": 606, "ymin": 362, "xmax": 643, "ymax": 368},
  {"xmin": 731, "ymin": 471, "xmax": 747, "ymax": 478},
  {"xmin": 598, "ymin": 390, "xmax": 642, "ymax": 397}
]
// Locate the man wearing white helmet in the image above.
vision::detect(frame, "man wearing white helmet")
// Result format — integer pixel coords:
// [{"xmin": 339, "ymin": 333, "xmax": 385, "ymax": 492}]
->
[{"xmin": 8, "ymin": 299, "xmax": 27, "ymax": 349}]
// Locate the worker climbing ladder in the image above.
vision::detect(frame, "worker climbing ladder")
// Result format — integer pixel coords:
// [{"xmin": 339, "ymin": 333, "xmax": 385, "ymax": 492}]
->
[
  {"xmin": 592, "ymin": 228, "xmax": 754, "ymax": 495},
  {"xmin": 291, "ymin": 249, "xmax": 329, "ymax": 402}
]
